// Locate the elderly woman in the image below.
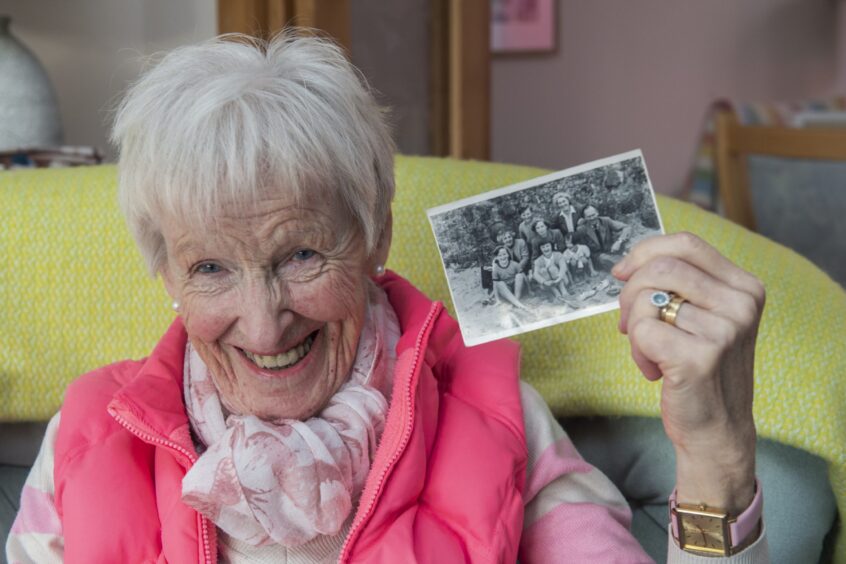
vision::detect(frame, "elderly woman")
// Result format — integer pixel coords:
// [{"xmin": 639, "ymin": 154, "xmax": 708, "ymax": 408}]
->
[{"xmin": 7, "ymin": 33, "xmax": 769, "ymax": 563}]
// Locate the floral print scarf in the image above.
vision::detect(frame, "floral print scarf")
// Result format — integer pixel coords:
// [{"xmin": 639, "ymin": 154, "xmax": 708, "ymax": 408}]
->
[{"xmin": 181, "ymin": 284, "xmax": 400, "ymax": 547}]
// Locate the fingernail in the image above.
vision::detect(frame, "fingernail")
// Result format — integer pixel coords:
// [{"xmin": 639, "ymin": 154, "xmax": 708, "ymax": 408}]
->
[{"xmin": 612, "ymin": 258, "xmax": 627, "ymax": 277}]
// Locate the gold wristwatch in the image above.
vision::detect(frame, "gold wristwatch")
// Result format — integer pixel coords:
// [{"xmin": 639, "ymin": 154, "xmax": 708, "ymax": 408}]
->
[{"xmin": 669, "ymin": 480, "xmax": 763, "ymax": 556}]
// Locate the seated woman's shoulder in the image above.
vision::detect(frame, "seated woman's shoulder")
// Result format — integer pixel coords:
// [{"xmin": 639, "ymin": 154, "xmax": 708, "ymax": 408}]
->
[
  {"xmin": 70, "ymin": 358, "xmax": 148, "ymax": 393},
  {"xmin": 62, "ymin": 359, "xmax": 148, "ymax": 417}
]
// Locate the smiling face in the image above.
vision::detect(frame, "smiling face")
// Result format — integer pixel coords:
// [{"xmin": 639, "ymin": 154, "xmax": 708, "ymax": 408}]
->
[
  {"xmin": 160, "ymin": 190, "xmax": 386, "ymax": 421},
  {"xmin": 534, "ymin": 220, "xmax": 548, "ymax": 237},
  {"xmin": 495, "ymin": 247, "xmax": 510, "ymax": 267},
  {"xmin": 520, "ymin": 207, "xmax": 533, "ymax": 222},
  {"xmin": 540, "ymin": 242, "xmax": 553, "ymax": 257},
  {"xmin": 553, "ymin": 193, "xmax": 570, "ymax": 209}
]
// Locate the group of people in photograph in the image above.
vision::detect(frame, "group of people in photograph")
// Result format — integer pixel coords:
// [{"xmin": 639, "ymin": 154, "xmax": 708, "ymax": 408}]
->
[{"xmin": 483, "ymin": 191, "xmax": 631, "ymax": 310}]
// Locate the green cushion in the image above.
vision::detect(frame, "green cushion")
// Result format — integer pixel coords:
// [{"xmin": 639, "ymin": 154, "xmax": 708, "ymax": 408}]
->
[
  {"xmin": 0, "ymin": 166, "xmax": 173, "ymax": 422},
  {"xmin": 0, "ymin": 464, "xmax": 31, "ymax": 552},
  {"xmin": 565, "ymin": 416, "xmax": 836, "ymax": 564},
  {"xmin": 1, "ymin": 156, "xmax": 845, "ymax": 559}
]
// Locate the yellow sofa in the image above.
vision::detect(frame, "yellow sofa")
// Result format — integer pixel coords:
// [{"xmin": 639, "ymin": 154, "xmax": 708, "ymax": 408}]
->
[{"xmin": 1, "ymin": 157, "xmax": 844, "ymax": 561}]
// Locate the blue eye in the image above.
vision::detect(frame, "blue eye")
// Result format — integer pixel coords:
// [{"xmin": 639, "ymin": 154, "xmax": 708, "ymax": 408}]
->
[
  {"xmin": 195, "ymin": 263, "xmax": 222, "ymax": 274},
  {"xmin": 293, "ymin": 249, "xmax": 316, "ymax": 261}
]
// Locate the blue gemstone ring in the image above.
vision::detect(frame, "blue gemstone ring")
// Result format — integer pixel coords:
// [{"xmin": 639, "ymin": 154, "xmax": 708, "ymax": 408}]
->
[{"xmin": 649, "ymin": 291, "xmax": 672, "ymax": 308}]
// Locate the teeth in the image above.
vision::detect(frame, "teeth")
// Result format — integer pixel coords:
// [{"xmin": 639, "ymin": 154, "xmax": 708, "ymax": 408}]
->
[{"xmin": 244, "ymin": 333, "xmax": 316, "ymax": 370}]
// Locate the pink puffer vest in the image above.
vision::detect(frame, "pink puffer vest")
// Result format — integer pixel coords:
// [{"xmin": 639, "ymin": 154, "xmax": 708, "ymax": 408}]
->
[{"xmin": 53, "ymin": 272, "xmax": 527, "ymax": 563}]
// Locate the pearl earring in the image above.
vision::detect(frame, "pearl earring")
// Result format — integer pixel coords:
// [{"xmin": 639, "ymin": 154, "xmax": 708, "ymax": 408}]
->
[
  {"xmin": 374, "ymin": 264, "xmax": 385, "ymax": 276},
  {"xmin": 172, "ymin": 301, "xmax": 180, "ymax": 312}
]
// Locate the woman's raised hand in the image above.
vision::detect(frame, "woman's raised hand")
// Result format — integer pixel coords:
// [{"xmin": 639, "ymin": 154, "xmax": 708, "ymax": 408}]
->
[{"xmin": 612, "ymin": 232, "xmax": 766, "ymax": 514}]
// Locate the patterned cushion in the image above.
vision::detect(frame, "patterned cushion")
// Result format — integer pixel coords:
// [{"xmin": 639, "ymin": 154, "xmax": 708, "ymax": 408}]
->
[
  {"xmin": 1, "ymin": 166, "xmax": 173, "ymax": 421},
  {"xmin": 2, "ymin": 156, "xmax": 845, "ymax": 557}
]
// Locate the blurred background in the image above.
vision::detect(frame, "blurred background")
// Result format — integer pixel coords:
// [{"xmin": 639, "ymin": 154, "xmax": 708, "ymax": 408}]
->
[{"xmin": 1, "ymin": 0, "xmax": 844, "ymax": 284}]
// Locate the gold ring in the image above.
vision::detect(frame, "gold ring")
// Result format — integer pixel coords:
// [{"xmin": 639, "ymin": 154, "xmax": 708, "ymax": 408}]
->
[{"xmin": 659, "ymin": 294, "xmax": 686, "ymax": 326}]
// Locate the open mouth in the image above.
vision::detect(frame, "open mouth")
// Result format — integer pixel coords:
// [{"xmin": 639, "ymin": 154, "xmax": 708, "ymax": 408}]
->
[{"xmin": 241, "ymin": 331, "xmax": 318, "ymax": 370}]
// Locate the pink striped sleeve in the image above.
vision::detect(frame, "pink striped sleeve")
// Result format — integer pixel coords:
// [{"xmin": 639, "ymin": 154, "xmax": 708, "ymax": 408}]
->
[
  {"xmin": 9, "ymin": 486, "xmax": 62, "ymax": 536},
  {"xmin": 5, "ymin": 413, "xmax": 65, "ymax": 563},
  {"xmin": 520, "ymin": 503, "xmax": 651, "ymax": 563},
  {"xmin": 518, "ymin": 381, "xmax": 653, "ymax": 563},
  {"xmin": 523, "ymin": 436, "xmax": 594, "ymax": 502}
]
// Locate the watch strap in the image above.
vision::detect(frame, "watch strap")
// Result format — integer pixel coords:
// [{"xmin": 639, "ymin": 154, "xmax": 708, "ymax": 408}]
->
[
  {"xmin": 670, "ymin": 479, "xmax": 763, "ymax": 550},
  {"xmin": 729, "ymin": 479, "xmax": 763, "ymax": 548}
]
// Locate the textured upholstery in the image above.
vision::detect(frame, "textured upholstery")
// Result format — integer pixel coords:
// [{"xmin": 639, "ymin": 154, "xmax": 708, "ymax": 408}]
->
[
  {"xmin": 1, "ymin": 165, "xmax": 172, "ymax": 421},
  {"xmin": 747, "ymin": 155, "xmax": 846, "ymax": 288},
  {"xmin": 1, "ymin": 156, "xmax": 844, "ymax": 559}
]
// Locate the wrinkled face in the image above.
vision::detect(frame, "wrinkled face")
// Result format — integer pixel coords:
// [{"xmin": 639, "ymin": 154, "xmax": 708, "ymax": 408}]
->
[
  {"xmin": 554, "ymin": 194, "xmax": 570, "ymax": 209},
  {"xmin": 584, "ymin": 207, "xmax": 599, "ymax": 226},
  {"xmin": 499, "ymin": 232, "xmax": 514, "ymax": 247},
  {"xmin": 495, "ymin": 247, "xmax": 510, "ymax": 267},
  {"xmin": 540, "ymin": 242, "xmax": 552, "ymax": 257},
  {"xmin": 160, "ymin": 191, "xmax": 381, "ymax": 421},
  {"xmin": 534, "ymin": 221, "xmax": 548, "ymax": 236}
]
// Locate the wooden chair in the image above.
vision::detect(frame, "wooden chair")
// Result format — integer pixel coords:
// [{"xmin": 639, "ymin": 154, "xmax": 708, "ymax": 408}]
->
[{"xmin": 714, "ymin": 110, "xmax": 846, "ymax": 231}]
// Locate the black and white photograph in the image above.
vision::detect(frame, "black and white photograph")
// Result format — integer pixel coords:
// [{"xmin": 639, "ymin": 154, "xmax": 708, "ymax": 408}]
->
[{"xmin": 428, "ymin": 150, "xmax": 664, "ymax": 346}]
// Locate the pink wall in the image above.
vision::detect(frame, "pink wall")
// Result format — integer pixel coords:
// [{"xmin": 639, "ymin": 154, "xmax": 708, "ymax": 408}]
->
[{"xmin": 491, "ymin": 0, "xmax": 839, "ymax": 195}]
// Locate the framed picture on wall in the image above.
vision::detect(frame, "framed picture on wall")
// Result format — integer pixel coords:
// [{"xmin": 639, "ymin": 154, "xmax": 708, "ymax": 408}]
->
[{"xmin": 490, "ymin": 0, "xmax": 555, "ymax": 54}]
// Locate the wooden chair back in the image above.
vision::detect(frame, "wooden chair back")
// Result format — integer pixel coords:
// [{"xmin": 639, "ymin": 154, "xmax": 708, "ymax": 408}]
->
[{"xmin": 714, "ymin": 110, "xmax": 846, "ymax": 230}]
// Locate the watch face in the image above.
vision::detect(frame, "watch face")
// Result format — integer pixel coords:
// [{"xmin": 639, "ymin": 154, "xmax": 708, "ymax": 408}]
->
[{"xmin": 677, "ymin": 507, "xmax": 730, "ymax": 556}]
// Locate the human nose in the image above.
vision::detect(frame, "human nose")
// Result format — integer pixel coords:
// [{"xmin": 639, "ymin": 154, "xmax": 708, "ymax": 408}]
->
[{"xmin": 236, "ymin": 277, "xmax": 293, "ymax": 353}]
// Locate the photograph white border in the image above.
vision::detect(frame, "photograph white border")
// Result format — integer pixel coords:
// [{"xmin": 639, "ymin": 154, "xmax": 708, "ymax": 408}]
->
[{"xmin": 427, "ymin": 149, "xmax": 664, "ymax": 347}]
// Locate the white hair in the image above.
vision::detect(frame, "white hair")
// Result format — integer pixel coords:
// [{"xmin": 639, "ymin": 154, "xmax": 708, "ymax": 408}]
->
[{"xmin": 111, "ymin": 31, "xmax": 396, "ymax": 274}]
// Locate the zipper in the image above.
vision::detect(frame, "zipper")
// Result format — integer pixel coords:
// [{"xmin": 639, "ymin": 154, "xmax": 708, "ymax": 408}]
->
[
  {"xmin": 110, "ymin": 410, "xmax": 217, "ymax": 564},
  {"xmin": 338, "ymin": 302, "xmax": 442, "ymax": 562}
]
